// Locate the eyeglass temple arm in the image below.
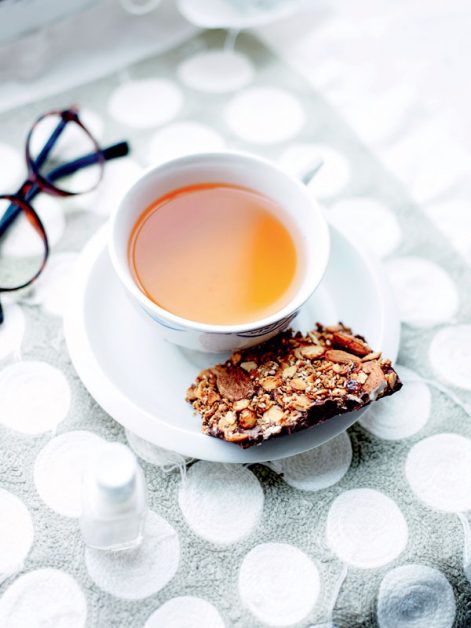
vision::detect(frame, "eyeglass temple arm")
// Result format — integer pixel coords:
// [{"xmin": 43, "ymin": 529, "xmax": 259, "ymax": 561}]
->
[
  {"xmin": 35, "ymin": 117, "xmax": 68, "ymax": 170},
  {"xmin": 0, "ymin": 141, "xmax": 130, "ymax": 238},
  {"xmin": 46, "ymin": 141, "xmax": 129, "ymax": 181}
]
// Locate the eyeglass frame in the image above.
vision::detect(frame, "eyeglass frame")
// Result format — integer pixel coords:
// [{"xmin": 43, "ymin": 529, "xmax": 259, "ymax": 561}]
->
[{"xmin": 0, "ymin": 106, "xmax": 130, "ymax": 323}]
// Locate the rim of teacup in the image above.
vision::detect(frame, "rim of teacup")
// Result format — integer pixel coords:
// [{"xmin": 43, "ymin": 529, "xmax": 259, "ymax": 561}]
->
[{"xmin": 109, "ymin": 150, "xmax": 330, "ymax": 334}]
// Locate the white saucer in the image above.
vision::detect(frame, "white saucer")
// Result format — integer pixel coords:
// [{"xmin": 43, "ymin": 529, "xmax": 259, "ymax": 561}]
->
[{"xmin": 64, "ymin": 224, "xmax": 399, "ymax": 463}]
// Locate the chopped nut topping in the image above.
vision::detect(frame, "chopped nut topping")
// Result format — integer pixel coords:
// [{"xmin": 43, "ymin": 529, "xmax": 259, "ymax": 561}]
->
[
  {"xmin": 207, "ymin": 390, "xmax": 220, "ymax": 406},
  {"xmin": 239, "ymin": 409, "xmax": 257, "ymax": 429},
  {"xmin": 362, "ymin": 361, "xmax": 387, "ymax": 395},
  {"xmin": 263, "ymin": 405, "xmax": 284, "ymax": 423},
  {"xmin": 325, "ymin": 324, "xmax": 343, "ymax": 332},
  {"xmin": 297, "ymin": 345, "xmax": 325, "ymax": 359},
  {"xmin": 282, "ymin": 365, "xmax": 297, "ymax": 378},
  {"xmin": 186, "ymin": 388, "xmax": 198, "ymax": 401},
  {"xmin": 331, "ymin": 331, "xmax": 371, "ymax": 356},
  {"xmin": 362, "ymin": 351, "xmax": 382, "ymax": 362},
  {"xmin": 308, "ymin": 331, "xmax": 322, "ymax": 345},
  {"xmin": 291, "ymin": 377, "xmax": 307, "ymax": 391},
  {"xmin": 226, "ymin": 433, "xmax": 249, "ymax": 443},
  {"xmin": 356, "ymin": 371, "xmax": 368, "ymax": 384},
  {"xmin": 193, "ymin": 380, "xmax": 207, "ymax": 399},
  {"xmin": 292, "ymin": 394, "xmax": 311, "ymax": 410},
  {"xmin": 233, "ymin": 399, "xmax": 250, "ymax": 411},
  {"xmin": 217, "ymin": 411, "xmax": 237, "ymax": 431},
  {"xmin": 186, "ymin": 323, "xmax": 402, "ymax": 448},
  {"xmin": 385, "ymin": 371, "xmax": 398, "ymax": 389},
  {"xmin": 261, "ymin": 376, "xmax": 279, "ymax": 391},
  {"xmin": 224, "ymin": 410, "xmax": 237, "ymax": 425},
  {"xmin": 216, "ymin": 366, "xmax": 254, "ymax": 401},
  {"xmin": 325, "ymin": 349, "xmax": 361, "ymax": 364},
  {"xmin": 240, "ymin": 361, "xmax": 257, "ymax": 372}
]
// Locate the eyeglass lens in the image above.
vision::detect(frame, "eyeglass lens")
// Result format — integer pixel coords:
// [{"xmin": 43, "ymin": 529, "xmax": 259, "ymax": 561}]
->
[{"xmin": 27, "ymin": 112, "xmax": 104, "ymax": 195}]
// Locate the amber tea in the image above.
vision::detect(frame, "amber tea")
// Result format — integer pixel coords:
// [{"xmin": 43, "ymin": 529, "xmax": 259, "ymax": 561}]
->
[{"xmin": 128, "ymin": 183, "xmax": 299, "ymax": 325}]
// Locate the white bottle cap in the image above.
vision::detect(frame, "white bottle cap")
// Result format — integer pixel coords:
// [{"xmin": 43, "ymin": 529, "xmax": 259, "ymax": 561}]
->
[{"xmin": 94, "ymin": 442, "xmax": 137, "ymax": 502}]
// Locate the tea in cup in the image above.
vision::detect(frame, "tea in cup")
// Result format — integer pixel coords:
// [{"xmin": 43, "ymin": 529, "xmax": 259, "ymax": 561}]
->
[
  {"xmin": 109, "ymin": 151, "xmax": 330, "ymax": 352},
  {"xmin": 128, "ymin": 182, "xmax": 300, "ymax": 325}
]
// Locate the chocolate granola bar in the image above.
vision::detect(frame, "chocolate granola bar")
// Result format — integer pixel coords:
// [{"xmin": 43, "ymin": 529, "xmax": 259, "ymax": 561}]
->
[{"xmin": 186, "ymin": 323, "xmax": 402, "ymax": 448}]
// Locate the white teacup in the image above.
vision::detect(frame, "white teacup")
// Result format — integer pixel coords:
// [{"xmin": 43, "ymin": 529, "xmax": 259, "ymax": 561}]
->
[{"xmin": 109, "ymin": 151, "xmax": 330, "ymax": 353}]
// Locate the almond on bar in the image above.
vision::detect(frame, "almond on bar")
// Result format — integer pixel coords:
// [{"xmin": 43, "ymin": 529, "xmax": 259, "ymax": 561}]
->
[{"xmin": 186, "ymin": 323, "xmax": 402, "ymax": 448}]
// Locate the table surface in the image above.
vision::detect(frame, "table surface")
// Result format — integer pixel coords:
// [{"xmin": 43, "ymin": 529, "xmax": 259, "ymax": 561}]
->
[{"xmin": 0, "ymin": 13, "xmax": 470, "ymax": 628}]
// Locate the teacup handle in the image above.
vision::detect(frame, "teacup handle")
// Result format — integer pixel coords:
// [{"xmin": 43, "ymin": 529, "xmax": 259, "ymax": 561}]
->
[{"xmin": 299, "ymin": 158, "xmax": 324, "ymax": 186}]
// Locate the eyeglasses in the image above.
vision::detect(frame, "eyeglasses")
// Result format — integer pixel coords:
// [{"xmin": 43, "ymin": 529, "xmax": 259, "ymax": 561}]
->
[{"xmin": 0, "ymin": 107, "xmax": 129, "ymax": 324}]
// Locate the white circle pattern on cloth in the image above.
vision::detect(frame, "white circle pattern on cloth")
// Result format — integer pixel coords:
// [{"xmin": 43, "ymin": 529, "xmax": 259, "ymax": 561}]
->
[
  {"xmin": 0, "ymin": 568, "xmax": 87, "ymax": 628},
  {"xmin": 85, "ymin": 510, "xmax": 179, "ymax": 600},
  {"xmin": 1, "ymin": 195, "xmax": 65, "ymax": 257},
  {"xmin": 68, "ymin": 157, "xmax": 142, "ymax": 216},
  {"xmin": 328, "ymin": 197, "xmax": 402, "ymax": 259},
  {"xmin": 238, "ymin": 542, "xmax": 320, "ymax": 627},
  {"xmin": 0, "ymin": 361, "xmax": 71, "ymax": 435},
  {"xmin": 144, "ymin": 596, "xmax": 225, "ymax": 628},
  {"xmin": 177, "ymin": 50, "xmax": 255, "ymax": 93},
  {"xmin": 178, "ymin": 461, "xmax": 263, "ymax": 545},
  {"xmin": 0, "ymin": 489, "xmax": 34, "ymax": 584},
  {"xmin": 1, "ymin": 29, "xmax": 471, "ymax": 628},
  {"xmin": 343, "ymin": 85, "xmax": 417, "ymax": 146},
  {"xmin": 377, "ymin": 564, "xmax": 456, "ymax": 628},
  {"xmin": 126, "ymin": 429, "xmax": 190, "ymax": 469},
  {"xmin": 425, "ymin": 199, "xmax": 471, "ymax": 265},
  {"xmin": 108, "ymin": 79, "xmax": 183, "ymax": 128},
  {"xmin": 360, "ymin": 366, "xmax": 431, "ymax": 440},
  {"xmin": 0, "ymin": 143, "xmax": 23, "ymax": 192},
  {"xmin": 0, "ymin": 302, "xmax": 25, "ymax": 360},
  {"xmin": 225, "ymin": 87, "xmax": 305, "ymax": 144},
  {"xmin": 385, "ymin": 257, "xmax": 459, "ymax": 328},
  {"xmin": 275, "ymin": 432, "xmax": 352, "ymax": 491},
  {"xmin": 279, "ymin": 143, "xmax": 351, "ymax": 199},
  {"xmin": 429, "ymin": 325, "xmax": 471, "ymax": 391},
  {"xmin": 410, "ymin": 136, "xmax": 470, "ymax": 205},
  {"xmin": 34, "ymin": 430, "xmax": 106, "ymax": 517},
  {"xmin": 22, "ymin": 252, "xmax": 78, "ymax": 317},
  {"xmin": 405, "ymin": 433, "xmax": 471, "ymax": 512},
  {"xmin": 147, "ymin": 121, "xmax": 225, "ymax": 166},
  {"xmin": 326, "ymin": 488, "xmax": 408, "ymax": 568},
  {"xmin": 381, "ymin": 120, "xmax": 470, "ymax": 205},
  {"xmin": 176, "ymin": 0, "xmax": 311, "ymax": 28}
]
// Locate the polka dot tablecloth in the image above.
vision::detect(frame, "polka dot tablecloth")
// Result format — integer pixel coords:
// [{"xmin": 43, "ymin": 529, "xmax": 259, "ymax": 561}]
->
[{"xmin": 0, "ymin": 30, "xmax": 470, "ymax": 628}]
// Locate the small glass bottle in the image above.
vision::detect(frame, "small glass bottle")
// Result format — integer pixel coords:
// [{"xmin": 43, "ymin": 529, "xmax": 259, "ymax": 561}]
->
[{"xmin": 80, "ymin": 442, "xmax": 148, "ymax": 551}]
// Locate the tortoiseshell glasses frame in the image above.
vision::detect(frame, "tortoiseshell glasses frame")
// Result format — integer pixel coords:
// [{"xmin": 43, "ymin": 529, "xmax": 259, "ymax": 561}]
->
[{"xmin": 0, "ymin": 106, "xmax": 130, "ymax": 324}]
